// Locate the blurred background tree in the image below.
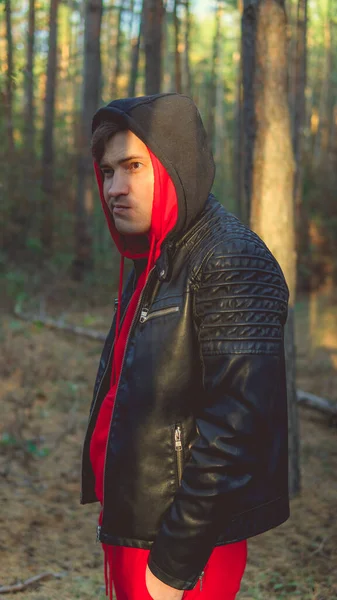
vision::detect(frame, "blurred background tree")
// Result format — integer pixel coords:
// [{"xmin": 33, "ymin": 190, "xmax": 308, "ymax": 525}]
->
[{"xmin": 1, "ymin": 0, "xmax": 335, "ymax": 290}]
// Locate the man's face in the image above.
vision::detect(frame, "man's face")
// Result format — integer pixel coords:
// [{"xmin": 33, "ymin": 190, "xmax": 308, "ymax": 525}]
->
[{"xmin": 100, "ymin": 130, "xmax": 154, "ymax": 236}]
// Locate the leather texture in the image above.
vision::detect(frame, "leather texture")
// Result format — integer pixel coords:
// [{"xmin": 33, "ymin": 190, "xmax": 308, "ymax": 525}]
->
[{"xmin": 81, "ymin": 195, "xmax": 290, "ymax": 590}]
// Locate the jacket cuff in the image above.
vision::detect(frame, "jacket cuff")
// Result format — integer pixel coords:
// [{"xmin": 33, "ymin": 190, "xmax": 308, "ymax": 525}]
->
[
  {"xmin": 147, "ymin": 555, "xmax": 199, "ymax": 591},
  {"xmin": 147, "ymin": 525, "xmax": 216, "ymax": 591}
]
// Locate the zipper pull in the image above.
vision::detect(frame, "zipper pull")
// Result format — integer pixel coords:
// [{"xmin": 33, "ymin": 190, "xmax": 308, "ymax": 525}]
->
[
  {"xmin": 199, "ymin": 570, "xmax": 205, "ymax": 591},
  {"xmin": 114, "ymin": 299, "xmax": 118, "ymax": 313},
  {"xmin": 96, "ymin": 525, "xmax": 101, "ymax": 543},
  {"xmin": 140, "ymin": 308, "xmax": 149, "ymax": 323},
  {"xmin": 175, "ymin": 426, "xmax": 182, "ymax": 451}
]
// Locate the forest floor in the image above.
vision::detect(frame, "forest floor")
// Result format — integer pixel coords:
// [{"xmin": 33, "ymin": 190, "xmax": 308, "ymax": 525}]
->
[{"xmin": 0, "ymin": 276, "xmax": 336, "ymax": 600}]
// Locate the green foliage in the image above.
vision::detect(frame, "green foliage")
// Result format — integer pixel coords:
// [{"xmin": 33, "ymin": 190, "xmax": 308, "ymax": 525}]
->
[
  {"xmin": 245, "ymin": 570, "xmax": 318, "ymax": 599},
  {"xmin": 0, "ymin": 432, "xmax": 50, "ymax": 458}
]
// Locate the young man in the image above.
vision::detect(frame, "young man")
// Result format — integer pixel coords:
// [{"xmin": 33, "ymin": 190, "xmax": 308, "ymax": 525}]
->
[{"xmin": 81, "ymin": 93, "xmax": 290, "ymax": 600}]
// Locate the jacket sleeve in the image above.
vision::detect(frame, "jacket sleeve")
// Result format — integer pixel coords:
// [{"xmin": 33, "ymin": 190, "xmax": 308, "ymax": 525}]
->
[{"xmin": 147, "ymin": 236, "xmax": 289, "ymax": 591}]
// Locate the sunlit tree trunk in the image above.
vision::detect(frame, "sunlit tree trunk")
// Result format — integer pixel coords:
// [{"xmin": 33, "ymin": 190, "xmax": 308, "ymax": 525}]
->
[
  {"xmin": 4, "ymin": 0, "xmax": 14, "ymax": 155},
  {"xmin": 24, "ymin": 0, "xmax": 35, "ymax": 156},
  {"xmin": 143, "ymin": 0, "xmax": 164, "ymax": 94},
  {"xmin": 40, "ymin": 0, "xmax": 59, "ymax": 253},
  {"xmin": 174, "ymin": 0, "xmax": 182, "ymax": 93},
  {"xmin": 243, "ymin": 0, "xmax": 300, "ymax": 497},
  {"xmin": 72, "ymin": 0, "xmax": 103, "ymax": 280}
]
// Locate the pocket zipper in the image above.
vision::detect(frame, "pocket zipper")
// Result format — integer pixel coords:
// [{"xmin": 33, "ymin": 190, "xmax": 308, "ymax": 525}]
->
[
  {"xmin": 96, "ymin": 525, "xmax": 101, "ymax": 543},
  {"xmin": 199, "ymin": 570, "xmax": 205, "ymax": 591},
  {"xmin": 140, "ymin": 306, "xmax": 180, "ymax": 324},
  {"xmin": 175, "ymin": 425, "xmax": 183, "ymax": 485}
]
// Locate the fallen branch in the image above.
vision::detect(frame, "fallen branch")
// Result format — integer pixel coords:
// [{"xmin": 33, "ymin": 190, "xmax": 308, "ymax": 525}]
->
[
  {"xmin": 297, "ymin": 389, "xmax": 337, "ymax": 418},
  {"xmin": 0, "ymin": 572, "xmax": 65, "ymax": 594},
  {"xmin": 14, "ymin": 304, "xmax": 106, "ymax": 342}
]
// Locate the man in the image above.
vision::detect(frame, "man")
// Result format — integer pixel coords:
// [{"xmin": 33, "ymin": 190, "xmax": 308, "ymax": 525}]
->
[{"xmin": 81, "ymin": 93, "xmax": 290, "ymax": 600}]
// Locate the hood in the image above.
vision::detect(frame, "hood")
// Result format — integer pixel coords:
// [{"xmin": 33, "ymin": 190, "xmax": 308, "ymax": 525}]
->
[{"xmin": 92, "ymin": 93, "xmax": 215, "ymax": 339}]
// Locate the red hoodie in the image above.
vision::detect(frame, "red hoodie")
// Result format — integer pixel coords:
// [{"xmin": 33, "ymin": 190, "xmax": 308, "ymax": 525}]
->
[{"xmin": 89, "ymin": 149, "xmax": 178, "ymax": 598}]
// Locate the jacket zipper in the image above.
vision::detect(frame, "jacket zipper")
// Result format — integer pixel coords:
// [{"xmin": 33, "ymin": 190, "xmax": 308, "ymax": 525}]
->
[
  {"xmin": 174, "ymin": 425, "xmax": 183, "ymax": 486},
  {"xmin": 99, "ymin": 266, "xmax": 157, "ymax": 539},
  {"xmin": 80, "ymin": 294, "xmax": 133, "ymax": 503},
  {"xmin": 140, "ymin": 305, "xmax": 179, "ymax": 324},
  {"xmin": 80, "ymin": 338, "xmax": 115, "ymax": 504}
]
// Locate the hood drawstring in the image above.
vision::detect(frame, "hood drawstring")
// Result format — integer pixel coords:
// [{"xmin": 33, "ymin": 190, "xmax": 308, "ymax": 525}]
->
[{"xmin": 103, "ymin": 544, "xmax": 115, "ymax": 600}]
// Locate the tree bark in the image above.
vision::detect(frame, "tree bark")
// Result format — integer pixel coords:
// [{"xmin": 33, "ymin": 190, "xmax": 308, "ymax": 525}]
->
[
  {"xmin": 241, "ymin": 0, "xmax": 257, "ymax": 225},
  {"xmin": 183, "ymin": 0, "xmax": 192, "ymax": 95},
  {"xmin": 243, "ymin": 0, "xmax": 300, "ymax": 497},
  {"xmin": 4, "ymin": 0, "xmax": 15, "ymax": 155},
  {"xmin": 207, "ymin": 1, "xmax": 223, "ymax": 153},
  {"xmin": 313, "ymin": 15, "xmax": 333, "ymax": 169},
  {"xmin": 143, "ymin": 0, "xmax": 164, "ymax": 94},
  {"xmin": 40, "ymin": 0, "xmax": 59, "ymax": 253},
  {"xmin": 72, "ymin": 0, "xmax": 103, "ymax": 281},
  {"xmin": 111, "ymin": 0, "xmax": 125, "ymax": 100},
  {"xmin": 128, "ymin": 2, "xmax": 143, "ymax": 97},
  {"xmin": 24, "ymin": 0, "xmax": 36, "ymax": 156},
  {"xmin": 174, "ymin": 0, "xmax": 182, "ymax": 93},
  {"xmin": 235, "ymin": 0, "xmax": 245, "ymax": 221},
  {"xmin": 292, "ymin": 0, "xmax": 307, "ymax": 209}
]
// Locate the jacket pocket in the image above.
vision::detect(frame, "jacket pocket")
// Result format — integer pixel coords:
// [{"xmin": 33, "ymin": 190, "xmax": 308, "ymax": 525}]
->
[
  {"xmin": 174, "ymin": 424, "xmax": 184, "ymax": 486},
  {"xmin": 140, "ymin": 306, "xmax": 180, "ymax": 324}
]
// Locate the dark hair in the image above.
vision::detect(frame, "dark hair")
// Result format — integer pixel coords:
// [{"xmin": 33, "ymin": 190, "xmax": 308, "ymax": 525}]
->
[{"xmin": 91, "ymin": 121, "xmax": 125, "ymax": 163}]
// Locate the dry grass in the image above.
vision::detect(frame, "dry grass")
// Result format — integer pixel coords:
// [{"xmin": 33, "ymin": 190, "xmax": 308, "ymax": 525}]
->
[{"xmin": 0, "ymin": 285, "xmax": 336, "ymax": 600}]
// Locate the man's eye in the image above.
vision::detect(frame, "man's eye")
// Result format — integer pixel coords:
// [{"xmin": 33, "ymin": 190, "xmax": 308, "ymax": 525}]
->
[
  {"xmin": 103, "ymin": 169, "xmax": 114, "ymax": 178},
  {"xmin": 128, "ymin": 162, "xmax": 142, "ymax": 171}
]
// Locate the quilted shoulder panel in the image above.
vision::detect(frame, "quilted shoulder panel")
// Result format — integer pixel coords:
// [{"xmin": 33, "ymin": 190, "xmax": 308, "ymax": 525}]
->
[{"xmin": 194, "ymin": 228, "xmax": 289, "ymax": 356}]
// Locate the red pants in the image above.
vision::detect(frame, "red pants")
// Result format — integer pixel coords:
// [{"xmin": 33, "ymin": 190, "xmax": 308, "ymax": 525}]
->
[{"xmin": 108, "ymin": 541, "xmax": 247, "ymax": 600}]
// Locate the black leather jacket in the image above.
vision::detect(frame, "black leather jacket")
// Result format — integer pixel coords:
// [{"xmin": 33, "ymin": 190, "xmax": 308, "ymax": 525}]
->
[{"xmin": 81, "ymin": 195, "xmax": 290, "ymax": 590}]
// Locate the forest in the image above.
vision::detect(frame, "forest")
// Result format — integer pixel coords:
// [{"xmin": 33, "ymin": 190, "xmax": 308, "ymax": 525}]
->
[{"xmin": 0, "ymin": 0, "xmax": 336, "ymax": 599}]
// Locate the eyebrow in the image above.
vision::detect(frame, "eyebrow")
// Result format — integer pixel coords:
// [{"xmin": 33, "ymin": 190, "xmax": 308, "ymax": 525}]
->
[{"xmin": 99, "ymin": 155, "xmax": 148, "ymax": 169}]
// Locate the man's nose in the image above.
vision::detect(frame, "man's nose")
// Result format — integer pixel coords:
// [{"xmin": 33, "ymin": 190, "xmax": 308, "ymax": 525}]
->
[{"xmin": 106, "ymin": 171, "xmax": 129, "ymax": 198}]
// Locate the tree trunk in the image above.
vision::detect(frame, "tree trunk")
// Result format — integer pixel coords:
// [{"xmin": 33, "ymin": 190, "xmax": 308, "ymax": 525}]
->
[
  {"xmin": 207, "ymin": 1, "xmax": 223, "ymax": 153},
  {"xmin": 313, "ymin": 15, "xmax": 333, "ymax": 169},
  {"xmin": 241, "ymin": 0, "xmax": 257, "ymax": 225},
  {"xmin": 24, "ymin": 0, "xmax": 36, "ymax": 156},
  {"xmin": 128, "ymin": 2, "xmax": 142, "ymax": 97},
  {"xmin": 287, "ymin": 0, "xmax": 297, "ymax": 128},
  {"xmin": 183, "ymin": 0, "xmax": 192, "ymax": 95},
  {"xmin": 111, "ymin": 0, "xmax": 125, "ymax": 100},
  {"xmin": 143, "ymin": 0, "xmax": 164, "ymax": 94},
  {"xmin": 40, "ymin": 0, "xmax": 59, "ymax": 253},
  {"xmin": 174, "ymin": 0, "xmax": 182, "ymax": 93},
  {"xmin": 292, "ymin": 0, "xmax": 307, "ymax": 217},
  {"xmin": 243, "ymin": 0, "xmax": 300, "ymax": 497},
  {"xmin": 72, "ymin": 0, "xmax": 103, "ymax": 281},
  {"xmin": 235, "ymin": 0, "xmax": 245, "ymax": 221},
  {"xmin": 4, "ymin": 0, "xmax": 14, "ymax": 155}
]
